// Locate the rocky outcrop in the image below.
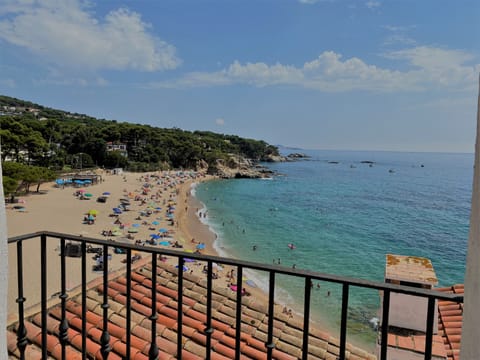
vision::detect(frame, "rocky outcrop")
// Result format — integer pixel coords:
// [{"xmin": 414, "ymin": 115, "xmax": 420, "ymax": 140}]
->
[
  {"xmin": 262, "ymin": 154, "xmax": 288, "ymax": 162},
  {"xmin": 287, "ymin": 153, "xmax": 309, "ymax": 160},
  {"xmin": 215, "ymin": 155, "xmax": 274, "ymax": 179},
  {"xmin": 262, "ymin": 153, "xmax": 310, "ymax": 162}
]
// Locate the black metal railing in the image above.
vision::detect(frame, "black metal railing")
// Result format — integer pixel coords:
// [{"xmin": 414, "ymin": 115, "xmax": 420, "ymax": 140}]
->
[{"xmin": 8, "ymin": 231, "xmax": 464, "ymax": 360}]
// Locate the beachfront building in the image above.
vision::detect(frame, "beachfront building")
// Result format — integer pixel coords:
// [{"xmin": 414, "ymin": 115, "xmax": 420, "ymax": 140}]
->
[
  {"xmin": 376, "ymin": 254, "xmax": 465, "ymax": 360},
  {"xmin": 377, "ymin": 255, "xmax": 444, "ymax": 359},
  {"xmin": 106, "ymin": 142, "xmax": 128, "ymax": 158}
]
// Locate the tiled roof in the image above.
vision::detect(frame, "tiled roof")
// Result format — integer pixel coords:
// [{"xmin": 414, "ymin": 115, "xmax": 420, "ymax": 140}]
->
[
  {"xmin": 385, "ymin": 254, "xmax": 438, "ymax": 286},
  {"xmin": 8, "ymin": 260, "xmax": 376, "ymax": 360},
  {"xmin": 385, "ymin": 284, "xmax": 464, "ymax": 360},
  {"xmin": 386, "ymin": 329, "xmax": 447, "ymax": 358},
  {"xmin": 436, "ymin": 284, "xmax": 464, "ymax": 360}
]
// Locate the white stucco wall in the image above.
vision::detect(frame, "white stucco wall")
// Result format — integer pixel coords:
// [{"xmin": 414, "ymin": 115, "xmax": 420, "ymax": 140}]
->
[
  {"xmin": 460, "ymin": 75, "xmax": 480, "ymax": 359},
  {"xmin": 388, "ymin": 293, "xmax": 438, "ymax": 333}
]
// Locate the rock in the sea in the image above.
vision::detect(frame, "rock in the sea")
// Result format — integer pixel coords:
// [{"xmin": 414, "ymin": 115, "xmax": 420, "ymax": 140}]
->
[{"xmin": 287, "ymin": 153, "xmax": 309, "ymax": 159}]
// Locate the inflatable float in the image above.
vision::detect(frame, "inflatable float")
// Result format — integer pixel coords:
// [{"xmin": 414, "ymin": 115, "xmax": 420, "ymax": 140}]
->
[{"xmin": 287, "ymin": 243, "xmax": 296, "ymax": 250}]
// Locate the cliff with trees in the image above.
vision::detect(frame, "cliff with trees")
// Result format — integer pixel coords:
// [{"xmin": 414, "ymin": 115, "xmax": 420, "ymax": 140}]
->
[{"xmin": 0, "ymin": 95, "xmax": 282, "ymax": 197}]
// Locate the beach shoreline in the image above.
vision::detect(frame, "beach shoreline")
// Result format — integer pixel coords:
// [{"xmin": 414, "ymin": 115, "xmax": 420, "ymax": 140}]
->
[{"xmin": 6, "ymin": 170, "xmax": 270, "ymax": 319}]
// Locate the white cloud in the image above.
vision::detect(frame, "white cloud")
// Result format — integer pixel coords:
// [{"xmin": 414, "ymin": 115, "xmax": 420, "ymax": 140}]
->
[
  {"xmin": 32, "ymin": 75, "xmax": 107, "ymax": 87},
  {"xmin": 149, "ymin": 46, "xmax": 479, "ymax": 93},
  {"xmin": 366, "ymin": 1, "xmax": 381, "ymax": 9},
  {"xmin": 215, "ymin": 118, "xmax": 225, "ymax": 126},
  {"xmin": 0, "ymin": 0, "xmax": 180, "ymax": 72},
  {"xmin": 382, "ymin": 24, "xmax": 416, "ymax": 46},
  {"xmin": 298, "ymin": 0, "xmax": 336, "ymax": 3}
]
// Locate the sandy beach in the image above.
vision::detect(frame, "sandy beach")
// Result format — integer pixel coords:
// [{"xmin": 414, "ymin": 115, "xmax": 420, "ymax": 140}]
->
[{"xmin": 6, "ymin": 169, "xmax": 268, "ymax": 322}]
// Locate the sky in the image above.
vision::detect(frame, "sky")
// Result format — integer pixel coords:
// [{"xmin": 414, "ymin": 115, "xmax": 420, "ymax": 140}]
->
[{"xmin": 0, "ymin": 0, "xmax": 479, "ymax": 153}]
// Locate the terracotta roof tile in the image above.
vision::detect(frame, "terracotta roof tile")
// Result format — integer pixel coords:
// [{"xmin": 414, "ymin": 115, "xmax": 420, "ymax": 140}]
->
[
  {"xmin": 437, "ymin": 284, "xmax": 464, "ymax": 360},
  {"xmin": 8, "ymin": 260, "xmax": 377, "ymax": 360}
]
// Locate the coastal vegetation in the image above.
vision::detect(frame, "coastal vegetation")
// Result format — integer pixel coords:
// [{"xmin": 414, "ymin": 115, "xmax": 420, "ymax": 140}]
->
[{"xmin": 0, "ymin": 95, "xmax": 280, "ymax": 197}]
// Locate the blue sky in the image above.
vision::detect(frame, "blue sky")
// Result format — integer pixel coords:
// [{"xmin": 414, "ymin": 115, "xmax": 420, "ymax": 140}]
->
[{"xmin": 1, "ymin": 0, "xmax": 479, "ymax": 152}]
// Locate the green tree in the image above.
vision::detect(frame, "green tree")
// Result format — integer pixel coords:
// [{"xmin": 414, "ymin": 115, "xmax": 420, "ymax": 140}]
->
[
  {"xmin": 2, "ymin": 175, "xmax": 19, "ymax": 201},
  {"xmin": 104, "ymin": 151, "xmax": 128, "ymax": 168}
]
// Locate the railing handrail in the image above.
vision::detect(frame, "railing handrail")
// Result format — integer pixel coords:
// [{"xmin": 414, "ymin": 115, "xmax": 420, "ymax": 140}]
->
[{"xmin": 8, "ymin": 230, "xmax": 464, "ymax": 302}]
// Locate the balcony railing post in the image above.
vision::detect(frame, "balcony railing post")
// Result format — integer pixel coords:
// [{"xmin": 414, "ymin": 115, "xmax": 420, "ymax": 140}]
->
[
  {"xmin": 41, "ymin": 233, "xmax": 47, "ymax": 360},
  {"xmin": 15, "ymin": 240, "xmax": 27, "ymax": 360},
  {"xmin": 81, "ymin": 241, "xmax": 87, "ymax": 360},
  {"xmin": 204, "ymin": 261, "xmax": 214, "ymax": 360},
  {"xmin": 100, "ymin": 244, "xmax": 111, "ymax": 359},
  {"xmin": 235, "ymin": 266, "xmax": 244, "ymax": 359},
  {"xmin": 265, "ymin": 271, "xmax": 276, "ymax": 360},
  {"xmin": 126, "ymin": 249, "xmax": 132, "ymax": 360},
  {"xmin": 148, "ymin": 254, "xmax": 159, "ymax": 360},
  {"xmin": 59, "ymin": 238, "xmax": 69, "ymax": 359},
  {"xmin": 302, "ymin": 276, "xmax": 312, "ymax": 360},
  {"xmin": 339, "ymin": 283, "xmax": 350, "ymax": 360},
  {"xmin": 380, "ymin": 290, "xmax": 390, "ymax": 360},
  {"xmin": 177, "ymin": 256, "xmax": 184, "ymax": 358},
  {"xmin": 424, "ymin": 297, "xmax": 436, "ymax": 360}
]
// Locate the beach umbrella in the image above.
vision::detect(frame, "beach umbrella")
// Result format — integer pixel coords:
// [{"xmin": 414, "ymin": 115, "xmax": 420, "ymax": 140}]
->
[
  {"xmin": 212, "ymin": 263, "xmax": 223, "ymax": 271},
  {"xmin": 102, "ymin": 192, "xmax": 111, "ymax": 196},
  {"xmin": 159, "ymin": 228, "xmax": 168, "ymax": 233},
  {"xmin": 84, "ymin": 193, "xmax": 93, "ymax": 197},
  {"xmin": 155, "ymin": 207, "xmax": 162, "ymax": 210},
  {"xmin": 184, "ymin": 258, "xmax": 196, "ymax": 263},
  {"xmin": 150, "ymin": 234, "xmax": 160, "ymax": 239},
  {"xmin": 113, "ymin": 207, "xmax": 122, "ymax": 214},
  {"xmin": 159, "ymin": 241, "xmax": 170, "ymax": 246},
  {"xmin": 175, "ymin": 265, "xmax": 189, "ymax": 272},
  {"xmin": 151, "ymin": 220, "xmax": 160, "ymax": 225},
  {"xmin": 132, "ymin": 223, "xmax": 140, "ymax": 228},
  {"xmin": 88, "ymin": 209, "xmax": 99, "ymax": 216},
  {"xmin": 196, "ymin": 243, "xmax": 206, "ymax": 250},
  {"xmin": 78, "ymin": 189, "xmax": 86, "ymax": 193}
]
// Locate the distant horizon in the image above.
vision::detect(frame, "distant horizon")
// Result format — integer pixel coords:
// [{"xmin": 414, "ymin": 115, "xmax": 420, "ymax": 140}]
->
[{"xmin": 277, "ymin": 145, "xmax": 475, "ymax": 155}]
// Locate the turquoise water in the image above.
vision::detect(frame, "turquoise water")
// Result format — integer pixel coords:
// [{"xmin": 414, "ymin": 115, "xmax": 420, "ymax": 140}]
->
[{"xmin": 193, "ymin": 149, "xmax": 472, "ymax": 347}]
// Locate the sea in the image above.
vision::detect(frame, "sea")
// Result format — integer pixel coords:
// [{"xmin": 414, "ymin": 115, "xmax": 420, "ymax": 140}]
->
[{"xmin": 191, "ymin": 149, "xmax": 472, "ymax": 349}]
